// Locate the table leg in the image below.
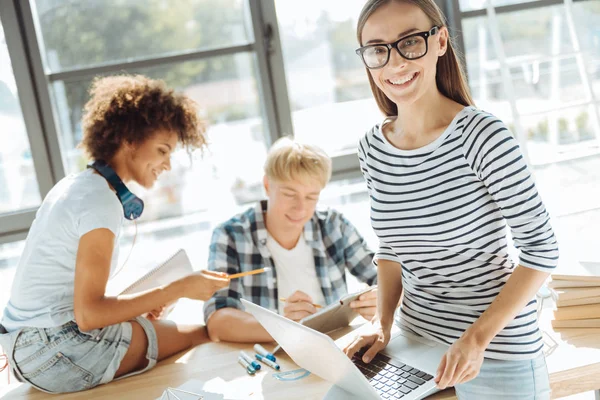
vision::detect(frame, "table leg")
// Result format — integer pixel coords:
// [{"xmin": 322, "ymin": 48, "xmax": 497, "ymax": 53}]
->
[{"xmin": 595, "ymin": 389, "xmax": 600, "ymax": 400}]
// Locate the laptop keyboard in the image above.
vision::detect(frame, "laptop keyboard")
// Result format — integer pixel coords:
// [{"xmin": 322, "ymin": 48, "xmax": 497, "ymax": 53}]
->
[{"xmin": 352, "ymin": 350, "xmax": 434, "ymax": 399}]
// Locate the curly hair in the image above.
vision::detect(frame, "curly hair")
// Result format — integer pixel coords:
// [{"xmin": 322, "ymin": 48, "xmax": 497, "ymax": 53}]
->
[{"xmin": 79, "ymin": 75, "xmax": 207, "ymax": 161}]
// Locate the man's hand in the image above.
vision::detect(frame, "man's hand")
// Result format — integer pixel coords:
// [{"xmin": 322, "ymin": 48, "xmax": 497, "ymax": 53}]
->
[
  {"xmin": 349, "ymin": 288, "xmax": 378, "ymax": 321},
  {"xmin": 283, "ymin": 290, "xmax": 318, "ymax": 322},
  {"xmin": 435, "ymin": 335, "xmax": 485, "ymax": 389}
]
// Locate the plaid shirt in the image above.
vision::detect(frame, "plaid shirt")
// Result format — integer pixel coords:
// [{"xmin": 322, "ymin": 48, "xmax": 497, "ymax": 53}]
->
[{"xmin": 203, "ymin": 200, "xmax": 376, "ymax": 321}]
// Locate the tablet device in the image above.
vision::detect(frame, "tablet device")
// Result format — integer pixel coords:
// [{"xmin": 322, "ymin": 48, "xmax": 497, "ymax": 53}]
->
[{"xmin": 300, "ymin": 287, "xmax": 375, "ymax": 333}]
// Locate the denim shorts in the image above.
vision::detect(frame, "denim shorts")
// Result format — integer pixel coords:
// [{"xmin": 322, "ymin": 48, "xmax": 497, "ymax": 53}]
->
[
  {"xmin": 454, "ymin": 353, "xmax": 551, "ymax": 399},
  {"xmin": 0, "ymin": 317, "xmax": 158, "ymax": 393}
]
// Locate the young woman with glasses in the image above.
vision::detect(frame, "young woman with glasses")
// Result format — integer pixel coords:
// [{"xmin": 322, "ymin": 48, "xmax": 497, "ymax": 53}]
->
[{"xmin": 343, "ymin": 1, "xmax": 557, "ymax": 398}]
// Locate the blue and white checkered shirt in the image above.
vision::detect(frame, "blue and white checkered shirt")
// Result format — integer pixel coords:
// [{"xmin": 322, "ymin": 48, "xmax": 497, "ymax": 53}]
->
[{"xmin": 203, "ymin": 200, "xmax": 376, "ymax": 321}]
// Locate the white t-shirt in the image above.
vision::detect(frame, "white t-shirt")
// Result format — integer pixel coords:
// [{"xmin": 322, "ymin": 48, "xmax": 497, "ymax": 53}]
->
[
  {"xmin": 2, "ymin": 169, "xmax": 123, "ymax": 331},
  {"xmin": 266, "ymin": 233, "xmax": 326, "ymax": 315}
]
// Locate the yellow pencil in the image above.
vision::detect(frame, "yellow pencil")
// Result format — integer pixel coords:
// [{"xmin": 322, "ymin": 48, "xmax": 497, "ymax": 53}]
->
[
  {"xmin": 279, "ymin": 297, "xmax": 323, "ymax": 309},
  {"xmin": 228, "ymin": 267, "xmax": 271, "ymax": 279}
]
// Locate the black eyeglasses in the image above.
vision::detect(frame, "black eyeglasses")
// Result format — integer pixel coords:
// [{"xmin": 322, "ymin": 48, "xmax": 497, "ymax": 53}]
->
[{"xmin": 355, "ymin": 26, "xmax": 440, "ymax": 69}]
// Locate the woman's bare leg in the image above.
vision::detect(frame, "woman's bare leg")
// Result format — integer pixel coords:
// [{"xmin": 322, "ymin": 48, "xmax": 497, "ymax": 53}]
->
[{"xmin": 114, "ymin": 319, "xmax": 209, "ymax": 378}]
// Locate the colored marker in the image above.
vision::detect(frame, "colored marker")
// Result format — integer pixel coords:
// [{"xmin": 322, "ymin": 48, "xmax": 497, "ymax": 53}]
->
[
  {"xmin": 238, "ymin": 356, "xmax": 256, "ymax": 375},
  {"xmin": 240, "ymin": 351, "xmax": 261, "ymax": 371},
  {"xmin": 254, "ymin": 344, "xmax": 276, "ymax": 362},
  {"xmin": 255, "ymin": 353, "xmax": 280, "ymax": 370}
]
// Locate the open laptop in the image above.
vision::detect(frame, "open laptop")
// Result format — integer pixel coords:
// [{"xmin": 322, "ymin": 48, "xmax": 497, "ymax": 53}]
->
[{"xmin": 241, "ymin": 299, "xmax": 447, "ymax": 400}]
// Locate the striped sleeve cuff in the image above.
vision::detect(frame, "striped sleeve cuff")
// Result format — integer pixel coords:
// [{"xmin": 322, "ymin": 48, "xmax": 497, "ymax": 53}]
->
[
  {"xmin": 375, "ymin": 241, "xmax": 402, "ymax": 266},
  {"xmin": 518, "ymin": 246, "xmax": 559, "ymax": 272}
]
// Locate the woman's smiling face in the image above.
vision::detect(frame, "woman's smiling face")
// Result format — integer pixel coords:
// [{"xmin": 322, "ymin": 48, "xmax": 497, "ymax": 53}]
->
[
  {"xmin": 125, "ymin": 129, "xmax": 178, "ymax": 189},
  {"xmin": 360, "ymin": 1, "xmax": 448, "ymax": 107}
]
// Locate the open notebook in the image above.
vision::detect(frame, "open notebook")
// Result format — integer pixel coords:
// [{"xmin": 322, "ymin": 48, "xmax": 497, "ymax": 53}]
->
[{"xmin": 119, "ymin": 248, "xmax": 194, "ymax": 295}]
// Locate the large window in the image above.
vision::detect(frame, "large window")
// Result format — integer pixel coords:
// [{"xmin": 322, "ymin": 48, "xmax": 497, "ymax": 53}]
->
[
  {"xmin": 461, "ymin": 0, "xmax": 600, "ymax": 164},
  {"xmin": 0, "ymin": 18, "xmax": 41, "ymax": 213},
  {"xmin": 274, "ymin": 0, "xmax": 381, "ymax": 157},
  {"xmin": 33, "ymin": 0, "xmax": 253, "ymax": 72},
  {"xmin": 28, "ymin": 0, "xmax": 271, "ymax": 225},
  {"xmin": 0, "ymin": 0, "xmax": 598, "ymax": 269}
]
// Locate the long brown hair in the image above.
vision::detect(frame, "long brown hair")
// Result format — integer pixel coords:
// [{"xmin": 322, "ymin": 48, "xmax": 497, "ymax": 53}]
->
[{"xmin": 356, "ymin": 0, "xmax": 474, "ymax": 117}]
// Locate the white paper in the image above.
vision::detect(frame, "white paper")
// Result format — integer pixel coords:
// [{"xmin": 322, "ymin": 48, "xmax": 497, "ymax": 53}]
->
[
  {"xmin": 156, "ymin": 379, "xmax": 226, "ymax": 400},
  {"xmin": 323, "ymin": 385, "xmax": 364, "ymax": 400}
]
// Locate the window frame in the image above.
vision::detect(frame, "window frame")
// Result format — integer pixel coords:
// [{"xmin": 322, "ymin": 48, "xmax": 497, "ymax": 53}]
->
[{"xmin": 0, "ymin": 0, "xmax": 55, "ymax": 242}]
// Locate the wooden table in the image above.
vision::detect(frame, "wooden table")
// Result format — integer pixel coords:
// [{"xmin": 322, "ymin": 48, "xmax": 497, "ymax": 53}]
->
[
  {"xmin": 1, "ymin": 305, "xmax": 599, "ymax": 399},
  {"xmin": 428, "ymin": 304, "xmax": 600, "ymax": 400}
]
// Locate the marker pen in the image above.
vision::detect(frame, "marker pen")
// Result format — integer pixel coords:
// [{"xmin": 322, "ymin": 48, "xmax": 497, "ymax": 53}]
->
[
  {"xmin": 238, "ymin": 356, "xmax": 256, "ymax": 375},
  {"xmin": 254, "ymin": 344, "xmax": 276, "ymax": 362},
  {"xmin": 255, "ymin": 353, "xmax": 280, "ymax": 370},
  {"xmin": 240, "ymin": 351, "xmax": 261, "ymax": 371}
]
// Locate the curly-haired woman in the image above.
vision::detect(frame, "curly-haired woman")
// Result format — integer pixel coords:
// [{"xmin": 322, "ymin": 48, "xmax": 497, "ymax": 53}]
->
[{"xmin": 0, "ymin": 75, "xmax": 229, "ymax": 393}]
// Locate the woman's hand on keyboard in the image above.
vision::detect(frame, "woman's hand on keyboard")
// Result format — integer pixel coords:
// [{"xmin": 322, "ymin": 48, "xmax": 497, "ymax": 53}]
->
[{"xmin": 342, "ymin": 319, "xmax": 392, "ymax": 364}]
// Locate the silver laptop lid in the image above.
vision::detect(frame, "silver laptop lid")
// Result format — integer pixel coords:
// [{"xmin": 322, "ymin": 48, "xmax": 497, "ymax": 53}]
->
[{"xmin": 241, "ymin": 299, "xmax": 379, "ymax": 399}]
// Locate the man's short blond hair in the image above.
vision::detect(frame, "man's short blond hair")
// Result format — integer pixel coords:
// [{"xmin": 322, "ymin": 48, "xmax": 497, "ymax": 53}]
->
[{"xmin": 264, "ymin": 137, "xmax": 332, "ymax": 188}]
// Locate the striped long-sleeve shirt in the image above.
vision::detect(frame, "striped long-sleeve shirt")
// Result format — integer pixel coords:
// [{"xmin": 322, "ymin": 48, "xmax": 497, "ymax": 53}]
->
[{"xmin": 358, "ymin": 106, "xmax": 559, "ymax": 360}]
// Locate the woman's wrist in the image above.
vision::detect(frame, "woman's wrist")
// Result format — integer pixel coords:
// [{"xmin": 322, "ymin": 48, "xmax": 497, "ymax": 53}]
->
[
  {"xmin": 377, "ymin": 311, "xmax": 395, "ymax": 330},
  {"xmin": 165, "ymin": 278, "xmax": 187, "ymax": 301},
  {"xmin": 461, "ymin": 325, "xmax": 491, "ymax": 351}
]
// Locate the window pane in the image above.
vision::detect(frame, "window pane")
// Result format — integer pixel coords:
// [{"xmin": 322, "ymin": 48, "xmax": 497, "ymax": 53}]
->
[
  {"xmin": 459, "ymin": 0, "xmax": 539, "ymax": 12},
  {"xmin": 532, "ymin": 155, "xmax": 600, "ymax": 268},
  {"xmin": 520, "ymin": 104, "xmax": 598, "ymax": 164},
  {"xmin": 462, "ymin": 2, "xmax": 600, "ymax": 165},
  {"xmin": 32, "ymin": 0, "xmax": 253, "ymax": 73},
  {"xmin": 319, "ymin": 176, "xmax": 373, "ymax": 243},
  {"xmin": 0, "ymin": 240, "xmax": 25, "ymax": 309},
  {"xmin": 275, "ymin": 0, "xmax": 381, "ymax": 156},
  {"xmin": 0, "ymin": 18, "xmax": 41, "ymax": 214},
  {"xmin": 51, "ymin": 53, "xmax": 268, "ymax": 222},
  {"xmin": 573, "ymin": 1, "xmax": 600, "ymax": 100}
]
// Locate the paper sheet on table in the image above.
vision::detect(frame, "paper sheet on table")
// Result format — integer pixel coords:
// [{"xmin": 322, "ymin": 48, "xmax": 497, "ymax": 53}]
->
[
  {"xmin": 323, "ymin": 385, "xmax": 364, "ymax": 400},
  {"xmin": 156, "ymin": 378, "xmax": 226, "ymax": 400}
]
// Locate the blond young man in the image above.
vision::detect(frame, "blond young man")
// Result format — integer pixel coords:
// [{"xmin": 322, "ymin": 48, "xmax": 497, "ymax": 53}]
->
[{"xmin": 203, "ymin": 138, "xmax": 378, "ymax": 343}]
